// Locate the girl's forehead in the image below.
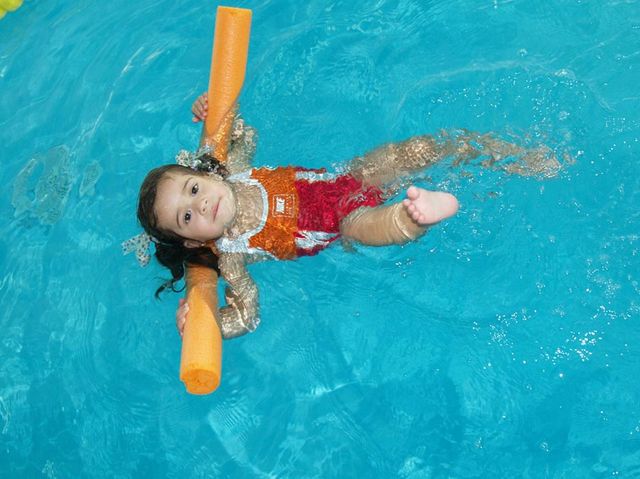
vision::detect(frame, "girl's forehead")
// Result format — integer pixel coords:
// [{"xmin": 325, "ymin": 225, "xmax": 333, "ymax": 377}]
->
[
  {"xmin": 160, "ymin": 170, "xmax": 193, "ymax": 191},
  {"xmin": 157, "ymin": 174, "xmax": 183, "ymax": 197},
  {"xmin": 154, "ymin": 176, "xmax": 183, "ymax": 227}
]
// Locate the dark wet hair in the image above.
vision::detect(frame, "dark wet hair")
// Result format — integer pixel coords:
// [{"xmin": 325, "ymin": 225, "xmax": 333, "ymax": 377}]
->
[{"xmin": 137, "ymin": 154, "xmax": 228, "ymax": 297}]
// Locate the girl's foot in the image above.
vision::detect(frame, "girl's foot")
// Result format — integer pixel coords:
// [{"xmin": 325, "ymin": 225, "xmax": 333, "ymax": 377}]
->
[{"xmin": 402, "ymin": 186, "xmax": 459, "ymax": 225}]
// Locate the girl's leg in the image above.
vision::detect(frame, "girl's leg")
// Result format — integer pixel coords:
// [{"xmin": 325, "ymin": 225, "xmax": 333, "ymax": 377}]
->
[
  {"xmin": 348, "ymin": 135, "xmax": 445, "ymax": 187},
  {"xmin": 348, "ymin": 130, "xmax": 562, "ymax": 187},
  {"xmin": 340, "ymin": 186, "xmax": 459, "ymax": 246}
]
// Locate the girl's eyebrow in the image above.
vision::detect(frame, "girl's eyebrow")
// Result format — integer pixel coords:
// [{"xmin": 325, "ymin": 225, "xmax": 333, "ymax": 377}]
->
[{"xmin": 182, "ymin": 176, "xmax": 192, "ymax": 194}]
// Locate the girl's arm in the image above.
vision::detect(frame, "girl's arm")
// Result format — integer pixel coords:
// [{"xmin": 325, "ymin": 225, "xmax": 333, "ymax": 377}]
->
[
  {"xmin": 224, "ymin": 118, "xmax": 256, "ymax": 174},
  {"xmin": 192, "ymin": 93, "xmax": 256, "ymax": 173},
  {"xmin": 174, "ymin": 253, "xmax": 259, "ymax": 339},
  {"xmin": 218, "ymin": 253, "xmax": 260, "ymax": 339}
]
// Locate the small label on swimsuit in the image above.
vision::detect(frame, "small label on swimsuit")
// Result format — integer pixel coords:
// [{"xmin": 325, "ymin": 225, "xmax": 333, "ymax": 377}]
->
[{"xmin": 273, "ymin": 194, "xmax": 295, "ymax": 217}]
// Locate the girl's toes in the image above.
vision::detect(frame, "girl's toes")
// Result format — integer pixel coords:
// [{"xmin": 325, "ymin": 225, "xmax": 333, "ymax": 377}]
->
[{"xmin": 406, "ymin": 186, "xmax": 420, "ymax": 200}]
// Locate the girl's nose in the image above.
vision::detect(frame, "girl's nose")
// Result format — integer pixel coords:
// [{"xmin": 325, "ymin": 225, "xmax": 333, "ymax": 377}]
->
[{"xmin": 200, "ymin": 198, "xmax": 208, "ymax": 214}]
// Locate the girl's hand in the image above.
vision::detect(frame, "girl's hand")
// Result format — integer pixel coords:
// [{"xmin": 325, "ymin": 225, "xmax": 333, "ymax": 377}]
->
[
  {"xmin": 191, "ymin": 93, "xmax": 208, "ymax": 123},
  {"xmin": 176, "ymin": 298, "xmax": 190, "ymax": 338}
]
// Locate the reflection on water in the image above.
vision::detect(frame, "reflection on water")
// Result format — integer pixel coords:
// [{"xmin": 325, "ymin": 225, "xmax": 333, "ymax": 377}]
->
[{"xmin": 12, "ymin": 145, "xmax": 72, "ymax": 225}]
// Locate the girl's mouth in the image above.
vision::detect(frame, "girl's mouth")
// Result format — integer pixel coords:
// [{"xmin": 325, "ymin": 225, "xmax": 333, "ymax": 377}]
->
[{"xmin": 211, "ymin": 201, "xmax": 219, "ymax": 221}]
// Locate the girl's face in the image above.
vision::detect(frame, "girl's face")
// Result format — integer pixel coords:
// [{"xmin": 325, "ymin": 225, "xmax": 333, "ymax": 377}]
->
[{"xmin": 154, "ymin": 171, "xmax": 235, "ymax": 246}]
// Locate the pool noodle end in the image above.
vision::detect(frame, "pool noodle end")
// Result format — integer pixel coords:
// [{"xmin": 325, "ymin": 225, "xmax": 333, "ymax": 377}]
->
[{"xmin": 179, "ymin": 266, "xmax": 222, "ymax": 395}]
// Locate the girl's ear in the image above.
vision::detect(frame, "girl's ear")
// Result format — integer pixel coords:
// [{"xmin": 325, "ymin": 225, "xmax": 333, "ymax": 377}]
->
[{"xmin": 183, "ymin": 239, "xmax": 203, "ymax": 249}]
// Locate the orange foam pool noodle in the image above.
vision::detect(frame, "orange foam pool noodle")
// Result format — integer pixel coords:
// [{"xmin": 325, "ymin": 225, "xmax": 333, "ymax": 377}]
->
[{"xmin": 179, "ymin": 6, "xmax": 252, "ymax": 395}]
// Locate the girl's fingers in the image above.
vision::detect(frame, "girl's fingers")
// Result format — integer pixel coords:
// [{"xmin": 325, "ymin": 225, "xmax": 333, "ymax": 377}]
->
[
  {"xmin": 177, "ymin": 298, "xmax": 189, "ymax": 338},
  {"xmin": 177, "ymin": 313, "xmax": 187, "ymax": 337},
  {"xmin": 191, "ymin": 108, "xmax": 207, "ymax": 122},
  {"xmin": 177, "ymin": 301, "xmax": 189, "ymax": 321},
  {"xmin": 196, "ymin": 96, "xmax": 208, "ymax": 109},
  {"xmin": 191, "ymin": 95, "xmax": 208, "ymax": 121}
]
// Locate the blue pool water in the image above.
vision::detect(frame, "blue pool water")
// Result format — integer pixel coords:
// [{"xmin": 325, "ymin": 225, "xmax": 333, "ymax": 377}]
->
[{"xmin": 1, "ymin": 0, "xmax": 639, "ymax": 477}]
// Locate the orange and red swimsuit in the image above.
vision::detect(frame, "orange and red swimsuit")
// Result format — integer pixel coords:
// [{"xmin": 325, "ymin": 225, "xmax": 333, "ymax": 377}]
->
[{"xmin": 215, "ymin": 167, "xmax": 384, "ymax": 259}]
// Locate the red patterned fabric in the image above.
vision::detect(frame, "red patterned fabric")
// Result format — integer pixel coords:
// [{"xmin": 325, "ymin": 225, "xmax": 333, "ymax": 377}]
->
[{"xmin": 295, "ymin": 169, "xmax": 384, "ymax": 234}]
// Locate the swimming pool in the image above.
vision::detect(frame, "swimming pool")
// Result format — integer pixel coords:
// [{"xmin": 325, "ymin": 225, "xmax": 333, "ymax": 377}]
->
[{"xmin": 1, "ymin": 0, "xmax": 639, "ymax": 477}]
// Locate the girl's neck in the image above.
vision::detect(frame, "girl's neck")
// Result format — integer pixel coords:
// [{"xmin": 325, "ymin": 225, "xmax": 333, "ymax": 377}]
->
[{"xmin": 224, "ymin": 181, "xmax": 264, "ymax": 238}]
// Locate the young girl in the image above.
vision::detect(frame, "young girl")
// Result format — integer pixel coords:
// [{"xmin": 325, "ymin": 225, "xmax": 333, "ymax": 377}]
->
[{"xmin": 131, "ymin": 93, "xmax": 557, "ymax": 339}]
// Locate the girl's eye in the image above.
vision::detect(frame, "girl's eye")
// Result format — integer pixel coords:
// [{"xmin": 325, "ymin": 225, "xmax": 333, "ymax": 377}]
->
[
  {"xmin": 191, "ymin": 183, "xmax": 199, "ymax": 195},
  {"xmin": 184, "ymin": 210, "xmax": 192, "ymax": 224}
]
